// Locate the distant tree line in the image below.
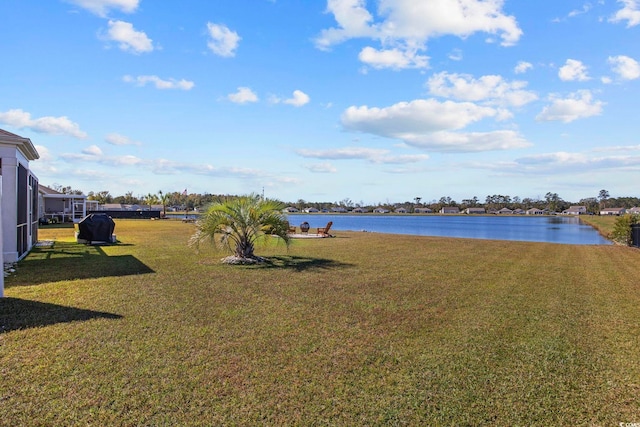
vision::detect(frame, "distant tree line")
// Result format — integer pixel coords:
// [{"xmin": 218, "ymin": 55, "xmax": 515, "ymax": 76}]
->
[
  {"xmin": 49, "ymin": 184, "xmax": 639, "ymax": 214},
  {"xmin": 287, "ymin": 190, "xmax": 639, "ymax": 214}
]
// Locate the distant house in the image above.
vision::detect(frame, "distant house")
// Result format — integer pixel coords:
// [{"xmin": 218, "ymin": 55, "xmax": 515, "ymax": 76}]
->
[
  {"xmin": 331, "ymin": 207, "xmax": 347, "ymax": 213},
  {"xmin": 303, "ymin": 207, "xmax": 319, "ymax": 213},
  {"xmin": 373, "ymin": 207, "xmax": 389, "ymax": 213},
  {"xmin": 414, "ymin": 207, "xmax": 432, "ymax": 213},
  {"xmin": 38, "ymin": 184, "xmax": 87, "ymax": 223},
  {"xmin": 395, "ymin": 207, "xmax": 408, "ymax": 214},
  {"xmin": 629, "ymin": 207, "xmax": 640, "ymax": 215},
  {"xmin": 497, "ymin": 207, "xmax": 513, "ymax": 215},
  {"xmin": 563, "ymin": 206, "xmax": 587, "ymax": 215},
  {"xmin": 600, "ymin": 207, "xmax": 625, "ymax": 216},
  {"xmin": 351, "ymin": 207, "xmax": 367, "ymax": 213},
  {"xmin": 465, "ymin": 207, "xmax": 485, "ymax": 214},
  {"xmin": 440, "ymin": 206, "xmax": 460, "ymax": 214},
  {"xmin": 102, "ymin": 203, "xmax": 124, "ymax": 211},
  {"xmin": 513, "ymin": 208, "xmax": 525, "ymax": 215},
  {"xmin": 0, "ymin": 129, "xmax": 40, "ymax": 265},
  {"xmin": 526, "ymin": 208, "xmax": 544, "ymax": 215},
  {"xmin": 86, "ymin": 200, "xmax": 99, "ymax": 211},
  {"xmin": 283, "ymin": 206, "xmax": 299, "ymax": 213}
]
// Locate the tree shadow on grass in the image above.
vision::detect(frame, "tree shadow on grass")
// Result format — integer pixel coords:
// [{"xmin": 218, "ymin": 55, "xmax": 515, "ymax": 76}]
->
[
  {"xmin": 7, "ymin": 241, "xmax": 154, "ymax": 287},
  {"xmin": 0, "ymin": 297, "xmax": 122, "ymax": 333},
  {"xmin": 257, "ymin": 255, "xmax": 354, "ymax": 272}
]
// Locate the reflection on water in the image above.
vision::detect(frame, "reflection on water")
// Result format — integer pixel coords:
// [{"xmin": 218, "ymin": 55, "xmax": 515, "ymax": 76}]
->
[{"xmin": 287, "ymin": 214, "xmax": 611, "ymax": 245}]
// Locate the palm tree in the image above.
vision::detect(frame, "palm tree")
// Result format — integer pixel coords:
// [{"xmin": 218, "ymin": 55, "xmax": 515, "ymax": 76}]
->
[
  {"xmin": 144, "ymin": 193, "xmax": 159, "ymax": 208},
  {"xmin": 189, "ymin": 194, "xmax": 291, "ymax": 263},
  {"xmin": 158, "ymin": 190, "xmax": 169, "ymax": 218}
]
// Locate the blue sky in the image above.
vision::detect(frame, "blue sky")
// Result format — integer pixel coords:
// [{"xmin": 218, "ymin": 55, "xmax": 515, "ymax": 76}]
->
[{"xmin": 1, "ymin": 0, "xmax": 639, "ymax": 204}]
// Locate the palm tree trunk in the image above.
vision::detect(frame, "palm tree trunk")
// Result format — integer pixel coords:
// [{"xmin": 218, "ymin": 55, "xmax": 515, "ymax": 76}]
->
[{"xmin": 235, "ymin": 240, "xmax": 254, "ymax": 258}]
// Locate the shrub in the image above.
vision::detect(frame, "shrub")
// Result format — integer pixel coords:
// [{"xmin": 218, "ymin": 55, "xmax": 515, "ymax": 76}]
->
[{"xmin": 611, "ymin": 214, "xmax": 639, "ymax": 246}]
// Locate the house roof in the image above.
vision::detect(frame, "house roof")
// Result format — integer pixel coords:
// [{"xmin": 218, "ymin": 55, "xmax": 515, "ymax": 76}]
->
[
  {"xmin": 0, "ymin": 128, "xmax": 40, "ymax": 160},
  {"xmin": 38, "ymin": 183, "xmax": 86, "ymax": 199},
  {"xmin": 38, "ymin": 184, "xmax": 63, "ymax": 195},
  {"xmin": 103, "ymin": 204, "xmax": 123, "ymax": 210}
]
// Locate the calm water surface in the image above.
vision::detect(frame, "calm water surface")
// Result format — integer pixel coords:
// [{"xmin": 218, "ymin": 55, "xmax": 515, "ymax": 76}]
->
[{"xmin": 287, "ymin": 214, "xmax": 611, "ymax": 245}]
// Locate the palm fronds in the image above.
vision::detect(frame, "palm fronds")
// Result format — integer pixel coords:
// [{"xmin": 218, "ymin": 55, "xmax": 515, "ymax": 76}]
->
[{"xmin": 189, "ymin": 194, "xmax": 290, "ymax": 262}]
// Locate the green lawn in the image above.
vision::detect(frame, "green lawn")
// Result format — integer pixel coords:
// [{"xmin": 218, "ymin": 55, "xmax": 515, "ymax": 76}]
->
[
  {"xmin": 579, "ymin": 214, "xmax": 618, "ymax": 238},
  {"xmin": 2, "ymin": 220, "xmax": 640, "ymax": 425}
]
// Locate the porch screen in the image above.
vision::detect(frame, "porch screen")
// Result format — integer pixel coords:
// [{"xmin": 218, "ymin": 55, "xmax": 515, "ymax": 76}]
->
[
  {"xmin": 17, "ymin": 164, "xmax": 28, "ymax": 257},
  {"xmin": 30, "ymin": 174, "xmax": 38, "ymax": 245}
]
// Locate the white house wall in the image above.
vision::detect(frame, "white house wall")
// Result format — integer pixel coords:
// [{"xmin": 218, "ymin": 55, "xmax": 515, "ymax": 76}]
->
[
  {"xmin": 0, "ymin": 135, "xmax": 39, "ymax": 263},
  {"xmin": 1, "ymin": 155, "xmax": 20, "ymax": 262}
]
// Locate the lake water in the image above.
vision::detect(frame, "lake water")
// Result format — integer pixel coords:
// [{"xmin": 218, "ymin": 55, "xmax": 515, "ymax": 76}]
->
[{"xmin": 286, "ymin": 214, "xmax": 612, "ymax": 245}]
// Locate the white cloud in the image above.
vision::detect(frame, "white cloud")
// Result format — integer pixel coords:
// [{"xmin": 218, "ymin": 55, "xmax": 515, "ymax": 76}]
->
[
  {"xmin": 0, "ymin": 108, "xmax": 88, "ymax": 139},
  {"xmin": 536, "ymin": 90, "xmax": 604, "ymax": 123},
  {"xmin": 339, "ymin": 99, "xmax": 530, "ymax": 152},
  {"xmin": 206, "ymin": 23, "xmax": 241, "ymax": 57},
  {"xmin": 284, "ymin": 90, "xmax": 310, "ymax": 107},
  {"xmin": 610, "ymin": 0, "xmax": 640, "ymax": 27},
  {"xmin": 592, "ymin": 143, "xmax": 640, "ymax": 152},
  {"xmin": 508, "ymin": 150, "xmax": 640, "ymax": 174},
  {"xmin": 448, "ymin": 49, "xmax": 463, "ymax": 61},
  {"xmin": 608, "ymin": 55, "xmax": 640, "ymax": 80},
  {"xmin": 516, "ymin": 151, "xmax": 588, "ymax": 166},
  {"xmin": 30, "ymin": 145, "xmax": 58, "ymax": 174},
  {"xmin": 66, "ymin": 0, "xmax": 139, "ymax": 17},
  {"xmin": 377, "ymin": 0, "xmax": 522, "ymax": 46},
  {"xmin": 122, "ymin": 75, "xmax": 194, "ymax": 90},
  {"xmin": 82, "ymin": 145, "xmax": 103, "ymax": 156},
  {"xmin": 568, "ymin": 3, "xmax": 593, "ymax": 18},
  {"xmin": 61, "ymin": 151, "xmax": 143, "ymax": 166},
  {"xmin": 401, "ymin": 130, "xmax": 530, "ymax": 152},
  {"xmin": 227, "ymin": 87, "xmax": 259, "ymax": 104},
  {"xmin": 558, "ymin": 59, "xmax": 590, "ymax": 81},
  {"xmin": 514, "ymin": 61, "xmax": 533, "ymax": 74},
  {"xmin": 105, "ymin": 133, "xmax": 142, "ymax": 146},
  {"xmin": 315, "ymin": 0, "xmax": 522, "ymax": 69},
  {"xmin": 34, "ymin": 145, "xmax": 53, "ymax": 162},
  {"xmin": 105, "ymin": 20, "xmax": 153, "ymax": 54},
  {"xmin": 315, "ymin": 0, "xmax": 376, "ymax": 50},
  {"xmin": 342, "ymin": 99, "xmax": 497, "ymax": 135},
  {"xmin": 358, "ymin": 46, "xmax": 428, "ymax": 69},
  {"xmin": 296, "ymin": 146, "xmax": 429, "ymax": 164},
  {"xmin": 426, "ymin": 72, "xmax": 538, "ymax": 107},
  {"xmin": 304, "ymin": 162, "xmax": 338, "ymax": 173},
  {"xmin": 104, "ymin": 154, "xmax": 143, "ymax": 166}
]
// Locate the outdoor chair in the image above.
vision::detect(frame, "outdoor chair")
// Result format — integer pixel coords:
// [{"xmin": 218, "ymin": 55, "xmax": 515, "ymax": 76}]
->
[{"xmin": 317, "ymin": 221, "xmax": 333, "ymax": 237}]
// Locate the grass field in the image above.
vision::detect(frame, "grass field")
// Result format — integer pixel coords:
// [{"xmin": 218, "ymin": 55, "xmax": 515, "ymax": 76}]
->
[
  {"xmin": 579, "ymin": 214, "xmax": 618, "ymax": 239},
  {"xmin": 2, "ymin": 219, "xmax": 640, "ymax": 425}
]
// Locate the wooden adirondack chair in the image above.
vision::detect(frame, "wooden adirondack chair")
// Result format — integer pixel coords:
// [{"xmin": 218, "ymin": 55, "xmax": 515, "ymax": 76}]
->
[{"xmin": 317, "ymin": 221, "xmax": 333, "ymax": 236}]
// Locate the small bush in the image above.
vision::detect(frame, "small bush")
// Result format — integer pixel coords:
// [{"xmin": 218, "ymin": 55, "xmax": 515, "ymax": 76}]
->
[{"xmin": 611, "ymin": 214, "xmax": 639, "ymax": 245}]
